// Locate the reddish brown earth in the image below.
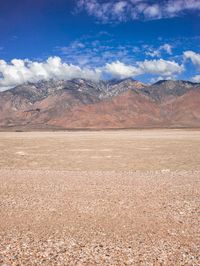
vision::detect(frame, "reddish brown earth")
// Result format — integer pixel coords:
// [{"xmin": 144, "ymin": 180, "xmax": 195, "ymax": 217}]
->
[
  {"xmin": 1, "ymin": 89, "xmax": 200, "ymax": 130},
  {"xmin": 47, "ymin": 89, "xmax": 200, "ymax": 129},
  {"xmin": 0, "ymin": 130, "xmax": 199, "ymax": 265},
  {"xmin": 0, "ymin": 79, "xmax": 200, "ymax": 130},
  {"xmin": 47, "ymin": 90, "xmax": 161, "ymax": 129},
  {"xmin": 161, "ymin": 90, "xmax": 200, "ymax": 127}
]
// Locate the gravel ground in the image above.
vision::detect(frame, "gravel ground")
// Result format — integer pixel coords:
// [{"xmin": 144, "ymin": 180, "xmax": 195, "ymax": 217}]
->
[
  {"xmin": 0, "ymin": 169, "xmax": 199, "ymax": 265},
  {"xmin": 0, "ymin": 130, "xmax": 200, "ymax": 265}
]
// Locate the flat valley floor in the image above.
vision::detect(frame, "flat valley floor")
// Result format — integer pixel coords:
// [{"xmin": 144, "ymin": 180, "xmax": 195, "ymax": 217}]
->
[{"xmin": 0, "ymin": 130, "xmax": 199, "ymax": 265}]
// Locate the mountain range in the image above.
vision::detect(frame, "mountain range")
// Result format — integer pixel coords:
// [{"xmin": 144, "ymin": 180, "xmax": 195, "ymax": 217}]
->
[{"xmin": 0, "ymin": 78, "xmax": 200, "ymax": 129}]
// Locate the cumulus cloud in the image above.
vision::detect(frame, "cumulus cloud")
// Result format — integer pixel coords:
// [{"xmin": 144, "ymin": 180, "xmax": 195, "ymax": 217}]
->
[
  {"xmin": 76, "ymin": 0, "xmax": 200, "ymax": 23},
  {"xmin": 184, "ymin": 51, "xmax": 200, "ymax": 67},
  {"xmin": 103, "ymin": 61, "xmax": 142, "ymax": 79},
  {"xmin": 0, "ymin": 57, "xmax": 185, "ymax": 91},
  {"xmin": 103, "ymin": 59, "xmax": 183, "ymax": 79},
  {"xmin": 0, "ymin": 57, "xmax": 101, "ymax": 91},
  {"xmin": 138, "ymin": 59, "xmax": 184, "ymax": 76}
]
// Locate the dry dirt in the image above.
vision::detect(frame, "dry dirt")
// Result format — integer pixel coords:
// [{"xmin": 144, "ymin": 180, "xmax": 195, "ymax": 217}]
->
[{"xmin": 0, "ymin": 129, "xmax": 199, "ymax": 265}]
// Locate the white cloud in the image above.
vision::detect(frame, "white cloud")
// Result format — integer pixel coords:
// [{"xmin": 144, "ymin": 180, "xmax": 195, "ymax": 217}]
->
[
  {"xmin": 114, "ymin": 1, "xmax": 127, "ymax": 14},
  {"xmin": 184, "ymin": 51, "xmax": 200, "ymax": 67},
  {"xmin": 143, "ymin": 5, "xmax": 161, "ymax": 19},
  {"xmin": 150, "ymin": 76, "xmax": 173, "ymax": 83},
  {"xmin": 160, "ymin": 44, "xmax": 173, "ymax": 55},
  {"xmin": 191, "ymin": 75, "xmax": 200, "ymax": 82},
  {"xmin": 76, "ymin": 0, "xmax": 200, "ymax": 23},
  {"xmin": 145, "ymin": 50, "xmax": 161, "ymax": 58},
  {"xmin": 103, "ymin": 59, "xmax": 183, "ymax": 79},
  {"xmin": 145, "ymin": 43, "xmax": 173, "ymax": 58},
  {"xmin": 184, "ymin": 51, "xmax": 200, "ymax": 82},
  {"xmin": 103, "ymin": 61, "xmax": 142, "ymax": 79},
  {"xmin": 138, "ymin": 59, "xmax": 184, "ymax": 76},
  {"xmin": 0, "ymin": 57, "xmax": 185, "ymax": 91},
  {"xmin": 0, "ymin": 57, "xmax": 101, "ymax": 91}
]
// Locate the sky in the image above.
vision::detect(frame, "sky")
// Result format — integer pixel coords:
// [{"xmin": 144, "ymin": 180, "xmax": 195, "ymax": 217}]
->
[{"xmin": 0, "ymin": 0, "xmax": 200, "ymax": 90}]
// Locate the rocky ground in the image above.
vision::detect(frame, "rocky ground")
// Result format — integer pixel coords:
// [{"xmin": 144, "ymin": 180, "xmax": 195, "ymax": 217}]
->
[{"xmin": 0, "ymin": 130, "xmax": 200, "ymax": 265}]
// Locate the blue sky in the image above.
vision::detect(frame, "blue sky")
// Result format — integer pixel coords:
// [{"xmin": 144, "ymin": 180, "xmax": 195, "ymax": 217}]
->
[{"xmin": 0, "ymin": 0, "xmax": 200, "ymax": 90}]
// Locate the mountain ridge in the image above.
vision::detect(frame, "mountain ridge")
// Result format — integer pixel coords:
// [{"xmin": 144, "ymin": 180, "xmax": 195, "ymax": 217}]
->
[{"xmin": 0, "ymin": 78, "xmax": 200, "ymax": 129}]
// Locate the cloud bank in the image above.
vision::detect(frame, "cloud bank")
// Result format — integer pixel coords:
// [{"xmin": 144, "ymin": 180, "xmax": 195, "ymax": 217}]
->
[
  {"xmin": 76, "ymin": 0, "xmax": 200, "ymax": 23},
  {"xmin": 138, "ymin": 59, "xmax": 184, "ymax": 77},
  {"xmin": 0, "ymin": 57, "xmax": 101, "ymax": 91},
  {"xmin": 104, "ymin": 59, "xmax": 183, "ymax": 79},
  {"xmin": 0, "ymin": 56, "xmax": 185, "ymax": 91}
]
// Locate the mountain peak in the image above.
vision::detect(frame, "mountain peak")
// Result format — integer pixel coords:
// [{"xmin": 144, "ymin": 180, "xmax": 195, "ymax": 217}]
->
[{"xmin": 153, "ymin": 79, "xmax": 197, "ymax": 87}]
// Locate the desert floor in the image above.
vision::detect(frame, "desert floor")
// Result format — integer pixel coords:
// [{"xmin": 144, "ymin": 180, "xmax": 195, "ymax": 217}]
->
[{"xmin": 0, "ymin": 129, "xmax": 199, "ymax": 265}]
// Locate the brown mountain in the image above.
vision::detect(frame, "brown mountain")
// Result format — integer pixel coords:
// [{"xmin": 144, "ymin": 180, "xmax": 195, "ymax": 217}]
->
[{"xmin": 0, "ymin": 78, "xmax": 200, "ymax": 129}]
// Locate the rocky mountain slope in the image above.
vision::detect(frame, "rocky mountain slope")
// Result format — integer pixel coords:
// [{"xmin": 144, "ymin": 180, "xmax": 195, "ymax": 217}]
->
[{"xmin": 0, "ymin": 78, "xmax": 200, "ymax": 129}]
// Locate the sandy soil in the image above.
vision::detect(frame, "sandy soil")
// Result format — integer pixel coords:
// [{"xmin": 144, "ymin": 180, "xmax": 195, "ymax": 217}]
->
[{"xmin": 0, "ymin": 130, "xmax": 200, "ymax": 265}]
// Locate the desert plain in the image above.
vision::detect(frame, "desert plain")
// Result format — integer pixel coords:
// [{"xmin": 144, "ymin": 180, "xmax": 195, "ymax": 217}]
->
[{"xmin": 0, "ymin": 129, "xmax": 199, "ymax": 265}]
